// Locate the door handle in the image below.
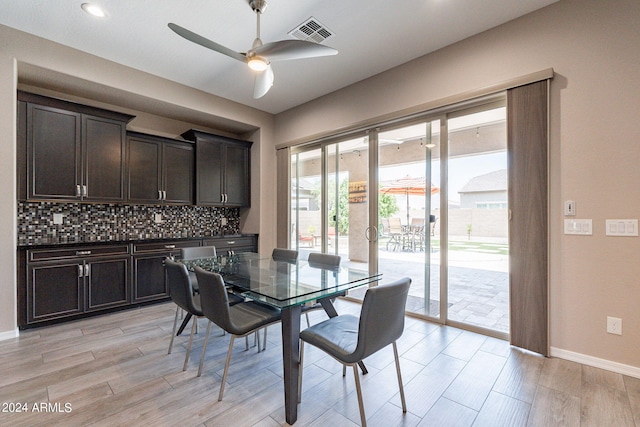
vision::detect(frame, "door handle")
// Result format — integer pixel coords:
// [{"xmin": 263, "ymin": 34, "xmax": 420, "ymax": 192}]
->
[{"xmin": 365, "ymin": 226, "xmax": 378, "ymax": 242}]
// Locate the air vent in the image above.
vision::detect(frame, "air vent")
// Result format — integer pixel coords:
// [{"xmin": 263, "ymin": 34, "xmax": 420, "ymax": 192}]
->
[{"xmin": 288, "ymin": 17, "xmax": 334, "ymax": 44}]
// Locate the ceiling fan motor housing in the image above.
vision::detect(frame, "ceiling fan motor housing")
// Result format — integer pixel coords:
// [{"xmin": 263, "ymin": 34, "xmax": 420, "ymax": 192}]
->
[{"xmin": 249, "ymin": 0, "xmax": 267, "ymax": 14}]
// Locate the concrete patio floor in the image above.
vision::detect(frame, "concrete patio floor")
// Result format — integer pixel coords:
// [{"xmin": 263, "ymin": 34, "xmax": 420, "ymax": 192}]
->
[{"xmin": 301, "ymin": 236, "xmax": 510, "ymax": 334}]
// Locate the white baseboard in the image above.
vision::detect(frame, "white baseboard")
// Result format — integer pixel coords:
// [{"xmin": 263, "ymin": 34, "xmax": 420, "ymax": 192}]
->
[
  {"xmin": 0, "ymin": 328, "xmax": 19, "ymax": 342},
  {"xmin": 551, "ymin": 346, "xmax": 640, "ymax": 379}
]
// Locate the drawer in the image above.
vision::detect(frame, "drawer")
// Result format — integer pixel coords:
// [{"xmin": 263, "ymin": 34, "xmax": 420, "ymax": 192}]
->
[
  {"xmin": 203, "ymin": 236, "xmax": 256, "ymax": 249},
  {"xmin": 28, "ymin": 245, "xmax": 130, "ymax": 262},
  {"xmin": 131, "ymin": 240, "xmax": 201, "ymax": 254}
]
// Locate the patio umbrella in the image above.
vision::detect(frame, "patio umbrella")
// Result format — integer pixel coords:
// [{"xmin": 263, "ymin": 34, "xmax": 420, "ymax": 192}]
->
[{"xmin": 379, "ymin": 175, "xmax": 439, "ymax": 225}]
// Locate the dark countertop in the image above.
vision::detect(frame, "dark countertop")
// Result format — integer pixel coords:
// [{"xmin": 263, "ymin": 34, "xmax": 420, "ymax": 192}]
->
[{"xmin": 17, "ymin": 234, "xmax": 255, "ymax": 249}]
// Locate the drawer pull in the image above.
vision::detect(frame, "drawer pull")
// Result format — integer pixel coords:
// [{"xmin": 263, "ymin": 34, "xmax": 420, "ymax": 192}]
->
[
  {"xmin": 76, "ymin": 250, "xmax": 91, "ymax": 256},
  {"xmin": 226, "ymin": 241, "xmax": 235, "ymax": 245},
  {"xmin": 164, "ymin": 245, "xmax": 176, "ymax": 249}
]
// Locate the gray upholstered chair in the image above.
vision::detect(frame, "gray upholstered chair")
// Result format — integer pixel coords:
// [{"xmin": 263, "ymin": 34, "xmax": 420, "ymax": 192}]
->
[
  {"xmin": 307, "ymin": 252, "xmax": 341, "ymax": 269},
  {"xmin": 165, "ymin": 258, "xmax": 206, "ymax": 371},
  {"xmin": 298, "ymin": 277, "xmax": 412, "ymax": 427},
  {"xmin": 303, "ymin": 252, "xmax": 342, "ymax": 327},
  {"xmin": 194, "ymin": 266, "xmax": 282, "ymax": 401},
  {"xmin": 180, "ymin": 246, "xmax": 217, "ymax": 291},
  {"xmin": 271, "ymin": 248, "xmax": 299, "ymax": 263}
]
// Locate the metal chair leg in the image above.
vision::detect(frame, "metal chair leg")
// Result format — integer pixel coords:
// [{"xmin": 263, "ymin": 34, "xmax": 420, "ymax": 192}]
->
[
  {"xmin": 197, "ymin": 321, "xmax": 213, "ymax": 377},
  {"xmin": 168, "ymin": 306, "xmax": 180, "ymax": 354},
  {"xmin": 262, "ymin": 327, "xmax": 268, "ymax": 351},
  {"xmin": 352, "ymin": 364, "xmax": 367, "ymax": 427},
  {"xmin": 393, "ymin": 342, "xmax": 407, "ymax": 413},
  {"xmin": 219, "ymin": 335, "xmax": 236, "ymax": 401},
  {"xmin": 183, "ymin": 315, "xmax": 198, "ymax": 371},
  {"xmin": 305, "ymin": 312, "xmax": 311, "ymax": 327}
]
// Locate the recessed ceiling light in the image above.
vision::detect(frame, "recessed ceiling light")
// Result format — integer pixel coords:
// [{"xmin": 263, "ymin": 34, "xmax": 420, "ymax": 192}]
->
[{"xmin": 81, "ymin": 3, "xmax": 107, "ymax": 18}]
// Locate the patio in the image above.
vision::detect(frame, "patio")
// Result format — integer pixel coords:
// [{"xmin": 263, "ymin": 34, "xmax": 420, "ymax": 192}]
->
[{"xmin": 301, "ymin": 235, "xmax": 510, "ymax": 334}]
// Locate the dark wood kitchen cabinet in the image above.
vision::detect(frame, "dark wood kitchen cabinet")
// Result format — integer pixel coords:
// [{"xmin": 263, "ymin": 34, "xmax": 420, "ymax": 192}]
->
[
  {"xmin": 131, "ymin": 240, "xmax": 201, "ymax": 302},
  {"xmin": 181, "ymin": 129, "xmax": 252, "ymax": 207},
  {"xmin": 127, "ymin": 132, "xmax": 194, "ymax": 204},
  {"xmin": 18, "ymin": 91, "xmax": 134, "ymax": 202},
  {"xmin": 25, "ymin": 245, "xmax": 130, "ymax": 324}
]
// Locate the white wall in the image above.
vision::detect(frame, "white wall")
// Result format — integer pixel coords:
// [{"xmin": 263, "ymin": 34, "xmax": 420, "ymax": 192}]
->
[
  {"xmin": 0, "ymin": 25, "xmax": 277, "ymax": 336},
  {"xmin": 275, "ymin": 0, "xmax": 640, "ymax": 370}
]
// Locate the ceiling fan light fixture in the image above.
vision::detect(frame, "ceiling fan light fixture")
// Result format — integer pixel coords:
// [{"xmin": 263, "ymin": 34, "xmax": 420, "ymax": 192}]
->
[{"xmin": 248, "ymin": 56, "xmax": 269, "ymax": 71}]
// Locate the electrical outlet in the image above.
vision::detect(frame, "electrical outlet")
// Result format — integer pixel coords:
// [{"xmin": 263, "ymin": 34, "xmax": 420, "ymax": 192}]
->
[
  {"xmin": 53, "ymin": 213, "xmax": 64, "ymax": 225},
  {"xmin": 607, "ymin": 316, "xmax": 622, "ymax": 335},
  {"xmin": 221, "ymin": 218, "xmax": 227, "ymax": 226},
  {"xmin": 154, "ymin": 213, "xmax": 163, "ymax": 224}
]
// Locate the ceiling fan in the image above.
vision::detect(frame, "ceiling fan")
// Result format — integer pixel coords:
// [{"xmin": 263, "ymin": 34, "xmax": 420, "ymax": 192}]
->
[{"xmin": 168, "ymin": 0, "xmax": 338, "ymax": 99}]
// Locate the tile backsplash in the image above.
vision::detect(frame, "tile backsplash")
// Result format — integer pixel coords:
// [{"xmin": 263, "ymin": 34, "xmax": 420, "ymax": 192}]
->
[{"xmin": 17, "ymin": 201, "xmax": 240, "ymax": 246}]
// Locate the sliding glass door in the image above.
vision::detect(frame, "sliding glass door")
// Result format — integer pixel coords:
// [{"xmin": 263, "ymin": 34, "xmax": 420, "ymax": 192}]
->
[
  {"xmin": 290, "ymin": 136, "xmax": 370, "ymax": 276},
  {"xmin": 446, "ymin": 105, "xmax": 509, "ymax": 335},
  {"xmin": 288, "ymin": 98, "xmax": 509, "ymax": 337},
  {"xmin": 372, "ymin": 120, "xmax": 441, "ymax": 319}
]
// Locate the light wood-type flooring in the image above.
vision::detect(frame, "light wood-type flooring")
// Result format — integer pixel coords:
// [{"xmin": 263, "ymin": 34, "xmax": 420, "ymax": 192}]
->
[{"xmin": 1, "ymin": 300, "xmax": 639, "ymax": 426}]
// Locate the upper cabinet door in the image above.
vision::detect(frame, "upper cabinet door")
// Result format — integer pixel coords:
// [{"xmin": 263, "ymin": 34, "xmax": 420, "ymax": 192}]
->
[
  {"xmin": 127, "ymin": 136, "xmax": 163, "ymax": 203},
  {"xmin": 224, "ymin": 143, "xmax": 251, "ymax": 207},
  {"xmin": 27, "ymin": 104, "xmax": 82, "ymax": 200},
  {"xmin": 83, "ymin": 116, "xmax": 127, "ymax": 201},
  {"xmin": 163, "ymin": 141, "xmax": 194, "ymax": 204},
  {"xmin": 195, "ymin": 137, "xmax": 223, "ymax": 205}
]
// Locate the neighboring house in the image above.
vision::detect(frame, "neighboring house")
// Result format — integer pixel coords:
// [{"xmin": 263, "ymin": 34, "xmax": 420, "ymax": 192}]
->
[{"xmin": 458, "ymin": 169, "xmax": 507, "ymax": 209}]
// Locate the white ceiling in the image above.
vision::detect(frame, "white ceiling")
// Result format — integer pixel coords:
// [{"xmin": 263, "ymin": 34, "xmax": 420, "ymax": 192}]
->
[{"xmin": 0, "ymin": 0, "xmax": 557, "ymax": 114}]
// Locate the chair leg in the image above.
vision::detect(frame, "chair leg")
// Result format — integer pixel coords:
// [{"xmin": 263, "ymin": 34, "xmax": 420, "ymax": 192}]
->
[
  {"xmin": 183, "ymin": 315, "xmax": 198, "ymax": 371},
  {"xmin": 305, "ymin": 312, "xmax": 311, "ymax": 327},
  {"xmin": 298, "ymin": 340, "xmax": 305, "ymax": 403},
  {"xmin": 262, "ymin": 327, "xmax": 268, "ymax": 351},
  {"xmin": 352, "ymin": 364, "xmax": 367, "ymax": 427},
  {"xmin": 392, "ymin": 342, "xmax": 407, "ymax": 413},
  {"xmin": 168, "ymin": 306, "xmax": 180, "ymax": 354},
  {"xmin": 343, "ymin": 365, "xmax": 347, "ymax": 377},
  {"xmin": 219, "ymin": 335, "xmax": 236, "ymax": 401},
  {"xmin": 197, "ymin": 321, "xmax": 213, "ymax": 377}
]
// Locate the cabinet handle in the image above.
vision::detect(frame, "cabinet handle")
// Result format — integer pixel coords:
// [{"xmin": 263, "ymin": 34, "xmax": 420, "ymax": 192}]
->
[
  {"xmin": 82, "ymin": 185, "xmax": 88, "ymax": 197},
  {"xmin": 78, "ymin": 264, "xmax": 83, "ymax": 277},
  {"xmin": 163, "ymin": 190, "xmax": 167, "ymax": 200},
  {"xmin": 158, "ymin": 191, "xmax": 163, "ymax": 200},
  {"xmin": 164, "ymin": 245, "xmax": 176, "ymax": 249},
  {"xmin": 84, "ymin": 264, "xmax": 90, "ymax": 277},
  {"xmin": 221, "ymin": 194, "xmax": 225, "ymax": 203},
  {"xmin": 76, "ymin": 185, "xmax": 82, "ymax": 197},
  {"xmin": 76, "ymin": 250, "xmax": 92, "ymax": 256},
  {"xmin": 224, "ymin": 194, "xmax": 228, "ymax": 203},
  {"xmin": 226, "ymin": 241, "xmax": 235, "ymax": 245}
]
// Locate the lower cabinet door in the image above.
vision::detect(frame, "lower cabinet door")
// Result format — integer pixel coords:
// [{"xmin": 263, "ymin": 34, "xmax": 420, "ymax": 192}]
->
[
  {"xmin": 28, "ymin": 262, "xmax": 83, "ymax": 323},
  {"xmin": 87, "ymin": 257, "xmax": 130, "ymax": 310},
  {"xmin": 133, "ymin": 254, "xmax": 170, "ymax": 302}
]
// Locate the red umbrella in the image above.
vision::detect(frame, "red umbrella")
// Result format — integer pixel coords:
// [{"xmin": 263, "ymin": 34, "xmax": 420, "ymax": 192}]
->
[{"xmin": 379, "ymin": 175, "xmax": 439, "ymax": 225}]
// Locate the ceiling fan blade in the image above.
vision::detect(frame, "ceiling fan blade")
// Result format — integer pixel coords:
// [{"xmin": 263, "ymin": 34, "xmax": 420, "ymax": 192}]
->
[
  {"xmin": 253, "ymin": 65, "xmax": 274, "ymax": 99},
  {"xmin": 168, "ymin": 23, "xmax": 247, "ymax": 63},
  {"xmin": 254, "ymin": 40, "xmax": 338, "ymax": 62}
]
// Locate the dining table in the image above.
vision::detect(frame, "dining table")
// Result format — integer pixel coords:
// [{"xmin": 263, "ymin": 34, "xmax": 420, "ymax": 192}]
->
[{"xmin": 179, "ymin": 252, "xmax": 382, "ymax": 425}]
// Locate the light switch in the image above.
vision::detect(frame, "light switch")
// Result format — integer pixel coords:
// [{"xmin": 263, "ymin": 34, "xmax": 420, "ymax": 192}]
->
[
  {"xmin": 605, "ymin": 219, "xmax": 638, "ymax": 236},
  {"xmin": 564, "ymin": 219, "xmax": 592, "ymax": 235}
]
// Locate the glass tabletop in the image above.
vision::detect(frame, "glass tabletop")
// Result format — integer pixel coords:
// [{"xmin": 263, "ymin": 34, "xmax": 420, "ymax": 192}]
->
[{"xmin": 180, "ymin": 252, "xmax": 381, "ymax": 308}]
